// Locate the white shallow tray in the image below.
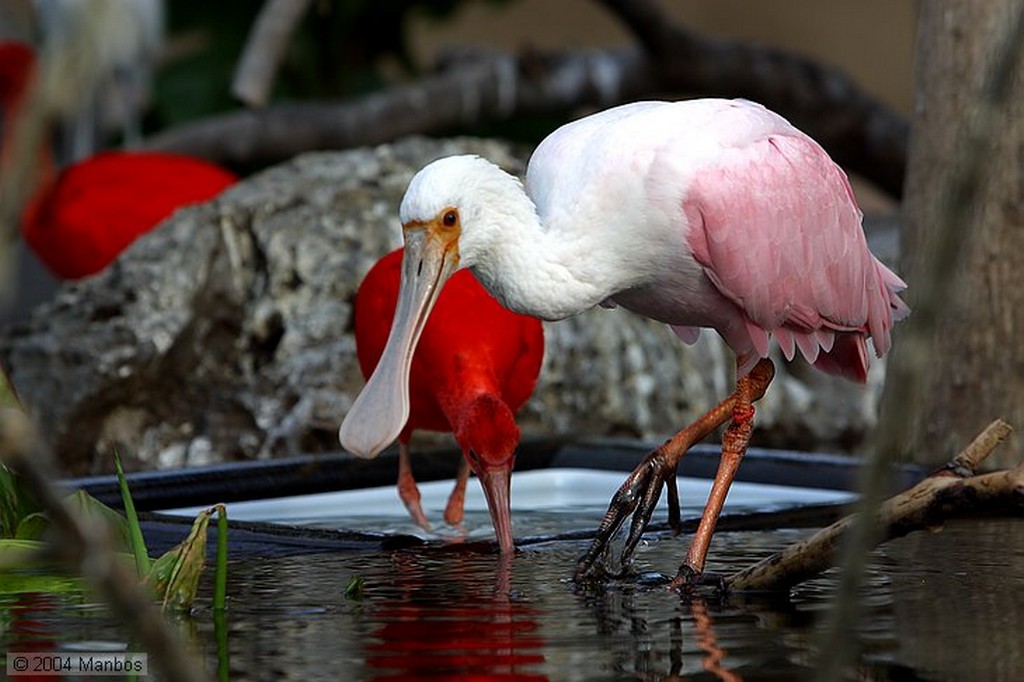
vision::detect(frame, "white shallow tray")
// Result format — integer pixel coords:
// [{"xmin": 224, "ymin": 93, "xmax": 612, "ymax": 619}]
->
[{"xmin": 162, "ymin": 468, "xmax": 853, "ymax": 529}]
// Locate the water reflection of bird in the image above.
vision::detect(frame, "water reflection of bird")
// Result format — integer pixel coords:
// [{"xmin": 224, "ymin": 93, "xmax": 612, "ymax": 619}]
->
[
  {"xmin": 341, "ymin": 99, "xmax": 908, "ymax": 581},
  {"xmin": 364, "ymin": 552, "xmax": 546, "ymax": 680},
  {"xmin": 353, "ymin": 247, "xmax": 544, "ymax": 552},
  {"xmin": 0, "ymin": 41, "xmax": 236, "ymax": 280}
]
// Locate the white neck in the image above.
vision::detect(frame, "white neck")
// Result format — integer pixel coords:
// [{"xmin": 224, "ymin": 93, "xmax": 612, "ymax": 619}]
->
[
  {"xmin": 461, "ymin": 177, "xmax": 618, "ymax": 321},
  {"xmin": 402, "ymin": 155, "xmax": 651, "ymax": 320}
]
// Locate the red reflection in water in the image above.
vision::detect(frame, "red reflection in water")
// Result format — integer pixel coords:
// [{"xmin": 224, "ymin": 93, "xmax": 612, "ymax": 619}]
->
[
  {"xmin": 363, "ymin": 552, "xmax": 547, "ymax": 681},
  {"xmin": 8, "ymin": 592, "xmax": 61, "ymax": 682}
]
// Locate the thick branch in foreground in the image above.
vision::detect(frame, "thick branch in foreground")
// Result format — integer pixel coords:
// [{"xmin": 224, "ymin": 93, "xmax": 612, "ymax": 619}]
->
[
  {"xmin": 148, "ymin": 12, "xmax": 907, "ymax": 196},
  {"xmin": 725, "ymin": 420, "xmax": 1019, "ymax": 592},
  {"xmin": 0, "ymin": 410, "xmax": 209, "ymax": 682}
]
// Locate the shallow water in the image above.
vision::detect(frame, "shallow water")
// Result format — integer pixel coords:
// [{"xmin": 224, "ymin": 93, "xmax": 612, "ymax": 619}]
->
[{"xmin": 4, "ymin": 517, "xmax": 1023, "ymax": 681}]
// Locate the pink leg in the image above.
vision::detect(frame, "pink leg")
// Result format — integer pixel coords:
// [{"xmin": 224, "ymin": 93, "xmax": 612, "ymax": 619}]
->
[
  {"xmin": 444, "ymin": 457, "xmax": 471, "ymax": 526},
  {"xmin": 575, "ymin": 358, "xmax": 775, "ymax": 581},
  {"xmin": 674, "ymin": 359, "xmax": 763, "ymax": 586},
  {"xmin": 397, "ymin": 441, "xmax": 431, "ymax": 531}
]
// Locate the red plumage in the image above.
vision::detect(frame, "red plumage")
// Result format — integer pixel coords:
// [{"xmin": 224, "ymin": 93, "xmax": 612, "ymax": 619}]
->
[
  {"xmin": 21, "ymin": 151, "xmax": 236, "ymax": 279},
  {"xmin": 1, "ymin": 41, "xmax": 237, "ymax": 280},
  {"xmin": 354, "ymin": 247, "xmax": 544, "ymax": 550}
]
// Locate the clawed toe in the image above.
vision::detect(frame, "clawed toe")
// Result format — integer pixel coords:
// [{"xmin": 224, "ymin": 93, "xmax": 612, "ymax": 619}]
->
[
  {"xmin": 670, "ymin": 565, "xmax": 726, "ymax": 593},
  {"xmin": 574, "ymin": 358, "xmax": 776, "ymax": 586},
  {"xmin": 574, "ymin": 449, "xmax": 678, "ymax": 581}
]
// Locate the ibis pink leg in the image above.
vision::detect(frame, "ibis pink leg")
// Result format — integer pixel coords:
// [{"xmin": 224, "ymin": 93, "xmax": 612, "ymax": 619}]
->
[
  {"xmin": 397, "ymin": 441, "xmax": 432, "ymax": 531},
  {"xmin": 444, "ymin": 458, "xmax": 472, "ymax": 526},
  {"xmin": 574, "ymin": 358, "xmax": 775, "ymax": 581}
]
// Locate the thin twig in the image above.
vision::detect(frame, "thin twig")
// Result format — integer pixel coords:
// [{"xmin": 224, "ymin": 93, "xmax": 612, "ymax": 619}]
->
[{"xmin": 231, "ymin": 0, "xmax": 313, "ymax": 109}]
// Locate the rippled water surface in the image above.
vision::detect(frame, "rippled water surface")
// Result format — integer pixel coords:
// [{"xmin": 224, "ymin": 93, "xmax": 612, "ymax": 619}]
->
[{"xmin": 3, "ymin": 517, "xmax": 1024, "ymax": 680}]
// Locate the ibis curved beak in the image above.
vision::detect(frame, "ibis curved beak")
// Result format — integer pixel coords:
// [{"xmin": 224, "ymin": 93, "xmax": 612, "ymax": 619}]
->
[
  {"xmin": 339, "ymin": 222, "xmax": 460, "ymax": 458},
  {"xmin": 476, "ymin": 464, "xmax": 514, "ymax": 554}
]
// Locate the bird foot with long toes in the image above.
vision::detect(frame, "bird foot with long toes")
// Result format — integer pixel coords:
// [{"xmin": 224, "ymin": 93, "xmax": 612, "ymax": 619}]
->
[
  {"xmin": 573, "ymin": 448, "xmax": 682, "ymax": 582},
  {"xmin": 573, "ymin": 359, "xmax": 776, "ymax": 583}
]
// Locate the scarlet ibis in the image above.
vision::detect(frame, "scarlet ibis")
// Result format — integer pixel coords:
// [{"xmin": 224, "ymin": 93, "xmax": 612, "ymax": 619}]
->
[
  {"xmin": 353, "ymin": 247, "xmax": 543, "ymax": 552},
  {"xmin": 340, "ymin": 99, "xmax": 908, "ymax": 580},
  {"xmin": 0, "ymin": 41, "xmax": 237, "ymax": 280}
]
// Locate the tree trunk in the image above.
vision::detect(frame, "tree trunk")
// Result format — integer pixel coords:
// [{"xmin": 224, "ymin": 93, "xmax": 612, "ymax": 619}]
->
[{"xmin": 879, "ymin": 1, "xmax": 1024, "ymax": 467}]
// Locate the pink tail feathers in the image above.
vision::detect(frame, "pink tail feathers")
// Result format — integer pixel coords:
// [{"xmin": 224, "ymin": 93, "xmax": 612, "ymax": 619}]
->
[
  {"xmin": 737, "ymin": 258, "xmax": 909, "ymax": 384},
  {"xmin": 813, "ymin": 259, "xmax": 909, "ymax": 383},
  {"xmin": 812, "ymin": 334, "xmax": 871, "ymax": 383}
]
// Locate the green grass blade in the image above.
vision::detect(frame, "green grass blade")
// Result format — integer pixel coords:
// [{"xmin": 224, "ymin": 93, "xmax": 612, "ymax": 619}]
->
[
  {"xmin": 214, "ymin": 605, "xmax": 230, "ymax": 682},
  {"xmin": 114, "ymin": 448, "xmax": 150, "ymax": 575},
  {"xmin": 214, "ymin": 504, "xmax": 228, "ymax": 612},
  {"xmin": 0, "ymin": 463, "xmax": 22, "ymax": 538},
  {"xmin": 0, "ymin": 368, "xmax": 40, "ymax": 538},
  {"xmin": 214, "ymin": 504, "xmax": 229, "ymax": 682}
]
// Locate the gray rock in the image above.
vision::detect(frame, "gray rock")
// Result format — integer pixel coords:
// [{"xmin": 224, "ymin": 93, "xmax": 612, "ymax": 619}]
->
[{"xmin": 0, "ymin": 136, "xmax": 887, "ymax": 474}]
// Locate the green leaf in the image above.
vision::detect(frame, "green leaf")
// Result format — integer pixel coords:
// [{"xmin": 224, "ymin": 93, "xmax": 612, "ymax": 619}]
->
[
  {"xmin": 0, "ymin": 538, "xmax": 49, "ymax": 567},
  {"xmin": 14, "ymin": 491, "xmax": 133, "ymax": 550},
  {"xmin": 13, "ymin": 512, "xmax": 49, "ymax": 540},
  {"xmin": 345, "ymin": 575, "xmax": 365, "ymax": 600},
  {"xmin": 0, "ymin": 384, "xmax": 41, "ymax": 536},
  {"xmin": 0, "ymin": 462, "xmax": 42, "ymax": 539},
  {"xmin": 147, "ymin": 507, "xmax": 213, "ymax": 612},
  {"xmin": 65, "ymin": 490, "xmax": 133, "ymax": 550},
  {"xmin": 0, "ymin": 570, "xmax": 85, "ymax": 595},
  {"xmin": 0, "ymin": 538, "xmax": 135, "ymax": 575}
]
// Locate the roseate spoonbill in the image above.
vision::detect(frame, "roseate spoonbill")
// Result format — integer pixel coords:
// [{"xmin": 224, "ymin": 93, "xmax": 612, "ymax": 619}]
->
[
  {"xmin": 0, "ymin": 41, "xmax": 237, "ymax": 280},
  {"xmin": 353, "ymin": 247, "xmax": 543, "ymax": 552},
  {"xmin": 340, "ymin": 98, "xmax": 908, "ymax": 581}
]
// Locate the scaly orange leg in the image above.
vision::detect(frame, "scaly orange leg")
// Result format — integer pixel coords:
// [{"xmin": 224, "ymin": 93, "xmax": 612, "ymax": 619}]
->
[
  {"xmin": 673, "ymin": 359, "xmax": 762, "ymax": 587},
  {"xmin": 574, "ymin": 358, "xmax": 775, "ymax": 581},
  {"xmin": 443, "ymin": 457, "xmax": 472, "ymax": 526},
  {"xmin": 397, "ymin": 441, "xmax": 432, "ymax": 531}
]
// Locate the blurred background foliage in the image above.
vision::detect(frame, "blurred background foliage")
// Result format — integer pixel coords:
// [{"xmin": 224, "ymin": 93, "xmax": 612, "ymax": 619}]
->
[
  {"xmin": 150, "ymin": 0, "xmax": 569, "ymax": 175},
  {"xmin": 151, "ymin": 1, "xmax": 501, "ymax": 135}
]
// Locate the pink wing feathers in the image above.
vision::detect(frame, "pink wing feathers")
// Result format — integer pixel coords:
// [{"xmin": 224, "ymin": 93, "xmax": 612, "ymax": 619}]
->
[{"xmin": 684, "ymin": 131, "xmax": 908, "ymax": 382}]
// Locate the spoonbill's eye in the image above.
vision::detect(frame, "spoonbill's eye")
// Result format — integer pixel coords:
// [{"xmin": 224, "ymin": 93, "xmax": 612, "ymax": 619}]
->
[{"xmin": 442, "ymin": 210, "xmax": 458, "ymax": 227}]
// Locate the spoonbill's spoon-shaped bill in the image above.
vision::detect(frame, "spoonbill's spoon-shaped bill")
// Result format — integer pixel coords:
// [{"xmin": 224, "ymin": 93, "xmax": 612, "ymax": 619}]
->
[{"xmin": 339, "ymin": 222, "xmax": 459, "ymax": 457}]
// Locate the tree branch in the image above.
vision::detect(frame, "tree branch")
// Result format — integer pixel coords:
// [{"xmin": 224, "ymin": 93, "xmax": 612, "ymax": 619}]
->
[
  {"xmin": 725, "ymin": 419, "xmax": 1018, "ymax": 592},
  {"xmin": 147, "ymin": 4, "xmax": 908, "ymax": 196},
  {"xmin": 147, "ymin": 46, "xmax": 657, "ymax": 170},
  {"xmin": 231, "ymin": 0, "xmax": 313, "ymax": 109},
  {"xmin": 596, "ymin": 0, "xmax": 908, "ymax": 196}
]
